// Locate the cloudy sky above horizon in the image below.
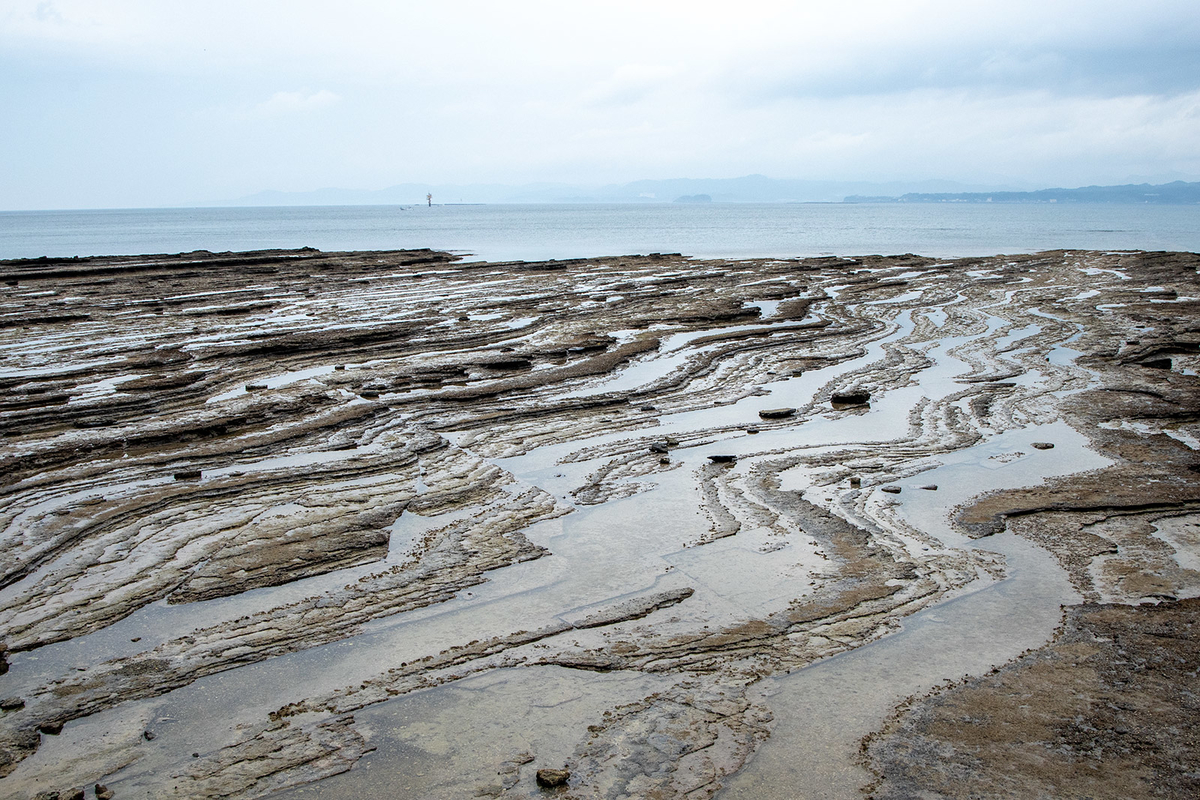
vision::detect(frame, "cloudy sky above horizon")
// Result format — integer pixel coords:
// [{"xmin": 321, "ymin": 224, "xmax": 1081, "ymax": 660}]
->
[{"xmin": 2, "ymin": 0, "xmax": 1199, "ymax": 209}]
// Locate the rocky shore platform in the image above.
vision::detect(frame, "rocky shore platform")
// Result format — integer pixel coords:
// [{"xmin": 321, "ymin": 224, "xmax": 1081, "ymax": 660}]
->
[{"xmin": 0, "ymin": 247, "xmax": 1197, "ymax": 799}]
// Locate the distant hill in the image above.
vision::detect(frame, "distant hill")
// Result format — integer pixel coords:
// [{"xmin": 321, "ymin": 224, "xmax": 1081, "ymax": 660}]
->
[
  {"xmin": 844, "ymin": 181, "xmax": 1200, "ymax": 204},
  {"xmin": 584, "ymin": 175, "xmax": 1019, "ymax": 204},
  {"xmin": 217, "ymin": 175, "xmax": 1025, "ymax": 207},
  {"xmin": 215, "ymin": 177, "xmax": 1200, "ymax": 207}
]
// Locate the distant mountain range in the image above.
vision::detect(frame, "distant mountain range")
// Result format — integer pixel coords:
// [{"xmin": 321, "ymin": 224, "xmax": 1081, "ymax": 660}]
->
[
  {"xmin": 845, "ymin": 181, "xmax": 1200, "ymax": 204},
  {"xmin": 220, "ymin": 175, "xmax": 1025, "ymax": 207},
  {"xmin": 214, "ymin": 176, "xmax": 1200, "ymax": 207}
]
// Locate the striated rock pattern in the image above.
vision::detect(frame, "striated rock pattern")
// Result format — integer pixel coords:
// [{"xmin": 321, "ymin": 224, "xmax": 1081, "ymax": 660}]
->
[{"xmin": 0, "ymin": 247, "xmax": 1197, "ymax": 798}]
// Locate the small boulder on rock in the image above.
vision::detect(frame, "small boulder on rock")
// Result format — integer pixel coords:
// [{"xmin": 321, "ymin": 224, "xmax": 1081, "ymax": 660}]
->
[
  {"xmin": 708, "ymin": 454, "xmax": 737, "ymax": 464},
  {"xmin": 758, "ymin": 407, "xmax": 796, "ymax": 419},
  {"xmin": 96, "ymin": 785, "xmax": 115, "ymax": 800},
  {"xmin": 536, "ymin": 768, "xmax": 570, "ymax": 788},
  {"xmin": 1031, "ymin": 441, "xmax": 1055, "ymax": 450},
  {"xmin": 880, "ymin": 485, "xmax": 902, "ymax": 494},
  {"xmin": 0, "ymin": 696, "xmax": 25, "ymax": 711}
]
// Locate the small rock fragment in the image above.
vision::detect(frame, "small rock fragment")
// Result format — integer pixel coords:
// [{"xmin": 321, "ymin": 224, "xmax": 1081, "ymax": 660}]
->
[
  {"xmin": 831, "ymin": 390, "xmax": 870, "ymax": 407},
  {"xmin": 0, "ymin": 697, "xmax": 24, "ymax": 711},
  {"xmin": 880, "ymin": 485, "xmax": 902, "ymax": 494},
  {"xmin": 659, "ymin": 457, "xmax": 670, "ymax": 465},
  {"xmin": 919, "ymin": 484, "xmax": 938, "ymax": 491},
  {"xmin": 649, "ymin": 442, "xmax": 669, "ymax": 454},
  {"xmin": 708, "ymin": 455, "xmax": 737, "ymax": 464},
  {"xmin": 745, "ymin": 427, "xmax": 759, "ymax": 434},
  {"xmin": 95, "ymin": 784, "xmax": 115, "ymax": 800},
  {"xmin": 639, "ymin": 405, "xmax": 656, "ymax": 412},
  {"xmin": 245, "ymin": 383, "xmax": 268, "ymax": 391},
  {"xmin": 536, "ymin": 768, "xmax": 570, "ymax": 788},
  {"xmin": 143, "ymin": 729, "xmax": 156, "ymax": 741},
  {"xmin": 39, "ymin": 721, "xmax": 64, "ymax": 735},
  {"xmin": 849, "ymin": 476, "xmax": 862, "ymax": 488},
  {"xmin": 1031, "ymin": 441, "xmax": 1055, "ymax": 450},
  {"xmin": 758, "ymin": 407, "xmax": 796, "ymax": 419}
]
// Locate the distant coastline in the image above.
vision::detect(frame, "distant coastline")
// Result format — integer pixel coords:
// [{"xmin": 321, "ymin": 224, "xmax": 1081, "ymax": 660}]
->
[
  {"xmin": 844, "ymin": 180, "xmax": 1200, "ymax": 205},
  {"xmin": 210, "ymin": 176, "xmax": 1200, "ymax": 209}
]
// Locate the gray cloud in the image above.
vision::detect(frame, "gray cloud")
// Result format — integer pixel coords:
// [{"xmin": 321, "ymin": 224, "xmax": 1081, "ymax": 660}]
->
[{"xmin": 731, "ymin": 27, "xmax": 1200, "ymax": 103}]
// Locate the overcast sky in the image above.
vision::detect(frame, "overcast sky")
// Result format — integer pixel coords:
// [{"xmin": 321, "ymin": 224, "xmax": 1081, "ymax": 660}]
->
[{"xmin": 3, "ymin": 0, "xmax": 1199, "ymax": 209}]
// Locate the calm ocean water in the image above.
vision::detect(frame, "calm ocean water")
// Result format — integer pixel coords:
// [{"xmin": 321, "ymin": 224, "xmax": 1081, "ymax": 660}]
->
[{"xmin": 1, "ymin": 203, "xmax": 1197, "ymax": 262}]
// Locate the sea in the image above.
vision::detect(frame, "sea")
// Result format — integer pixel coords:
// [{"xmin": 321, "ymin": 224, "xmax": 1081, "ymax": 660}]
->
[{"xmin": 1, "ymin": 203, "xmax": 1198, "ymax": 263}]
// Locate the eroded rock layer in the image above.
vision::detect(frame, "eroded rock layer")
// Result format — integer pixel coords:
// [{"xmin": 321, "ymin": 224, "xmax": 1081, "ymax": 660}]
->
[{"xmin": 0, "ymin": 248, "xmax": 1196, "ymax": 799}]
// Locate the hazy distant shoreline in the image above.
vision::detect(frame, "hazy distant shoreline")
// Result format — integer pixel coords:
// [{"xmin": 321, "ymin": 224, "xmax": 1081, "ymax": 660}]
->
[{"xmin": 206, "ymin": 177, "xmax": 1200, "ymax": 209}]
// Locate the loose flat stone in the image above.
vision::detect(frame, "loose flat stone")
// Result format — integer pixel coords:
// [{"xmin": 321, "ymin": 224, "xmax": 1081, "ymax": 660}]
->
[{"xmin": 831, "ymin": 390, "xmax": 871, "ymax": 406}]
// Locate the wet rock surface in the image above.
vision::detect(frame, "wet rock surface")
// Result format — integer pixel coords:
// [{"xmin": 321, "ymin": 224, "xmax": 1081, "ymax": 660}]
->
[
  {"xmin": 0, "ymin": 247, "xmax": 1196, "ymax": 798},
  {"xmin": 864, "ymin": 599, "xmax": 1200, "ymax": 800}
]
